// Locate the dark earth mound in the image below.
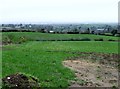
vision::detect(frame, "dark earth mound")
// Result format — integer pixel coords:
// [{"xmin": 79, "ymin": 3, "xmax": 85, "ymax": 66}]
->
[{"xmin": 2, "ymin": 73, "xmax": 40, "ymax": 89}]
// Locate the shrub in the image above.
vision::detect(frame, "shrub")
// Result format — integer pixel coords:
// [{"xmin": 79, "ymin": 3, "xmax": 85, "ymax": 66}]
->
[
  {"xmin": 94, "ymin": 38, "xmax": 103, "ymax": 41},
  {"xmin": 69, "ymin": 38, "xmax": 78, "ymax": 41},
  {"xmin": 108, "ymin": 39, "xmax": 115, "ymax": 41},
  {"xmin": 63, "ymin": 38, "xmax": 91, "ymax": 41},
  {"xmin": 80, "ymin": 38, "xmax": 91, "ymax": 41}
]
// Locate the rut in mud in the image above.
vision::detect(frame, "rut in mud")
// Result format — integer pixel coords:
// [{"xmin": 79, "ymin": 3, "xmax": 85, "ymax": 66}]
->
[{"xmin": 63, "ymin": 52, "xmax": 119, "ymax": 87}]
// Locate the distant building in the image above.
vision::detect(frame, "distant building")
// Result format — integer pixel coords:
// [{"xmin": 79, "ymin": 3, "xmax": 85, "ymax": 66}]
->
[{"xmin": 49, "ymin": 30, "xmax": 55, "ymax": 33}]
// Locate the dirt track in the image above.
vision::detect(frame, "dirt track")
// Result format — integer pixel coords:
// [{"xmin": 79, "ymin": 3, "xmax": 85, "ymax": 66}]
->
[{"xmin": 63, "ymin": 53, "xmax": 118, "ymax": 88}]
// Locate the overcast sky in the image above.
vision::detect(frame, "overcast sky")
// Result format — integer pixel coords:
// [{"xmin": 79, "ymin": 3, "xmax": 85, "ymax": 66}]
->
[{"xmin": 0, "ymin": 0, "xmax": 119, "ymax": 24}]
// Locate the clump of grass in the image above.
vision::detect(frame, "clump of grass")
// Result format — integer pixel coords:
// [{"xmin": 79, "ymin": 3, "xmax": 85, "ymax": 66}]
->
[
  {"xmin": 18, "ymin": 36, "xmax": 28, "ymax": 44},
  {"xmin": 2, "ymin": 37, "xmax": 12, "ymax": 45}
]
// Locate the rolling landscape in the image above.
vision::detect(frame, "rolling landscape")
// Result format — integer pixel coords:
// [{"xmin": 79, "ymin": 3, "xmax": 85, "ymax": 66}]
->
[
  {"xmin": 1, "ymin": 23, "xmax": 119, "ymax": 88},
  {"xmin": 1, "ymin": 0, "xmax": 119, "ymax": 88}
]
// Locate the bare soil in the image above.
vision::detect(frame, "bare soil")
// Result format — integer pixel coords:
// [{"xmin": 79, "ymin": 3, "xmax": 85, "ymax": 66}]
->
[
  {"xmin": 2, "ymin": 73, "xmax": 40, "ymax": 89},
  {"xmin": 63, "ymin": 53, "xmax": 119, "ymax": 88}
]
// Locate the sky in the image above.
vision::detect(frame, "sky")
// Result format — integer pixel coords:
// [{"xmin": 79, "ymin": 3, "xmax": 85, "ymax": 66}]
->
[{"xmin": 0, "ymin": 0, "xmax": 119, "ymax": 24}]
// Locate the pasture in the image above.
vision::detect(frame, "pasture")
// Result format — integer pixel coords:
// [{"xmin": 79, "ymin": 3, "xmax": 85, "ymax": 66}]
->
[
  {"xmin": 2, "ymin": 32, "xmax": 118, "ymax": 44},
  {"xmin": 2, "ymin": 32, "xmax": 119, "ymax": 88}
]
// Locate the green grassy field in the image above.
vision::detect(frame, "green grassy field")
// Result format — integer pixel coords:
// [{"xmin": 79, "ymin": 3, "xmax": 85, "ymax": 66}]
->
[
  {"xmin": 2, "ymin": 32, "xmax": 118, "ymax": 44},
  {"xmin": 2, "ymin": 32, "xmax": 119, "ymax": 88}
]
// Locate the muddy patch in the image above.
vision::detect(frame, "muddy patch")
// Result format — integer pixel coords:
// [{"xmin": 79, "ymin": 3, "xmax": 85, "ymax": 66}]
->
[{"xmin": 63, "ymin": 53, "xmax": 118, "ymax": 88}]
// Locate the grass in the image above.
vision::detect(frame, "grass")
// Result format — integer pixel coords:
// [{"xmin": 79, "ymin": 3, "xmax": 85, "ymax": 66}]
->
[
  {"xmin": 2, "ymin": 32, "xmax": 119, "ymax": 88},
  {"xmin": 2, "ymin": 32, "xmax": 118, "ymax": 43},
  {"xmin": 2, "ymin": 42, "xmax": 77, "ymax": 88},
  {"xmin": 20, "ymin": 41, "xmax": 118, "ymax": 53},
  {"xmin": 2, "ymin": 41, "xmax": 118, "ymax": 88}
]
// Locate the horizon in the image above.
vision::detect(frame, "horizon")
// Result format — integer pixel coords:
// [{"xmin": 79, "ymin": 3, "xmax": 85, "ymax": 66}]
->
[{"xmin": 0, "ymin": 22, "xmax": 118, "ymax": 25}]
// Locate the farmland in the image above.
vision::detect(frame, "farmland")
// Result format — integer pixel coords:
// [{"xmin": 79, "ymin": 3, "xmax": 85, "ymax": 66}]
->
[
  {"xmin": 2, "ymin": 32, "xmax": 119, "ymax": 88},
  {"xmin": 2, "ymin": 32, "xmax": 119, "ymax": 44}
]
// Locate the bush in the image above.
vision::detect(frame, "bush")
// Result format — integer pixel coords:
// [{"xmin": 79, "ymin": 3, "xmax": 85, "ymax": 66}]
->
[
  {"xmin": 108, "ymin": 39, "xmax": 115, "ymax": 41},
  {"xmin": 69, "ymin": 38, "xmax": 80, "ymax": 41},
  {"xmin": 80, "ymin": 38, "xmax": 91, "ymax": 41},
  {"xmin": 94, "ymin": 38, "xmax": 103, "ymax": 41},
  {"xmin": 64, "ymin": 38, "xmax": 91, "ymax": 41}
]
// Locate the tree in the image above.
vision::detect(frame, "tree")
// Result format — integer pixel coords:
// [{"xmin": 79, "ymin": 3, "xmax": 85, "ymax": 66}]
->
[
  {"xmin": 111, "ymin": 30, "xmax": 117, "ymax": 36},
  {"xmin": 85, "ymin": 28, "xmax": 90, "ymax": 34}
]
